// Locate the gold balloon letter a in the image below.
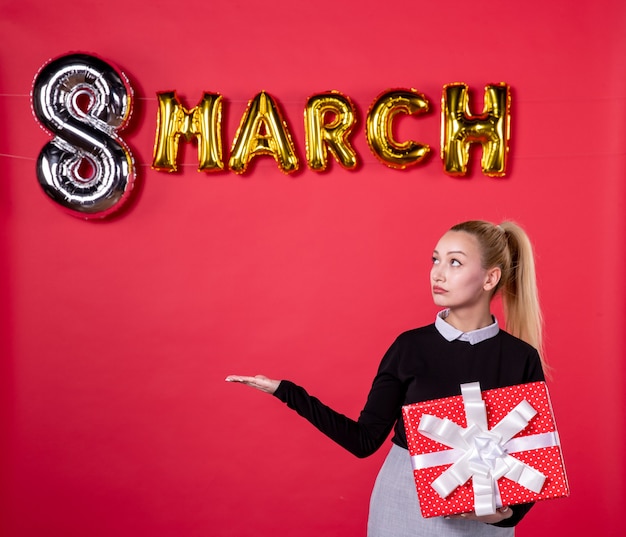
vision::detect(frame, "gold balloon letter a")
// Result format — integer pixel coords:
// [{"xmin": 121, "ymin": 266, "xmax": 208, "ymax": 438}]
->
[
  {"xmin": 229, "ymin": 91, "xmax": 299, "ymax": 174},
  {"xmin": 152, "ymin": 92, "xmax": 224, "ymax": 172},
  {"xmin": 441, "ymin": 83, "xmax": 511, "ymax": 177}
]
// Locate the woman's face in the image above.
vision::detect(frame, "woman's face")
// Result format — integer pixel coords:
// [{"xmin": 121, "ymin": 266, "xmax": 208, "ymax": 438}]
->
[{"xmin": 430, "ymin": 231, "xmax": 496, "ymax": 312}]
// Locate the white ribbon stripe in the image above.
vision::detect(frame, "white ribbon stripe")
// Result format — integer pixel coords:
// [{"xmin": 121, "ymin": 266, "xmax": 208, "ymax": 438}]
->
[{"xmin": 413, "ymin": 382, "xmax": 554, "ymax": 516}]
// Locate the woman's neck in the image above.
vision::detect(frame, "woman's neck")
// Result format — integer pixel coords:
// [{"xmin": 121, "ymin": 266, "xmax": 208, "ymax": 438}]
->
[{"xmin": 443, "ymin": 308, "xmax": 494, "ymax": 333}]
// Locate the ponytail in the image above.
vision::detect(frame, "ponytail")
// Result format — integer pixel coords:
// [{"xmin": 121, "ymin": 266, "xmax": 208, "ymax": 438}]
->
[
  {"xmin": 498, "ymin": 222, "xmax": 544, "ymax": 358},
  {"xmin": 450, "ymin": 220, "xmax": 547, "ymax": 372}
]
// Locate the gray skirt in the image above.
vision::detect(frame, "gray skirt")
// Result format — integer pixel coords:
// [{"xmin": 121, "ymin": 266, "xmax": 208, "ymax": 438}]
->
[{"xmin": 367, "ymin": 443, "xmax": 514, "ymax": 537}]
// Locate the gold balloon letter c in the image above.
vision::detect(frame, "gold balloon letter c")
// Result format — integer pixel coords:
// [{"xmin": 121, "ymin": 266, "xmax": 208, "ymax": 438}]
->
[{"xmin": 366, "ymin": 89, "xmax": 431, "ymax": 170}]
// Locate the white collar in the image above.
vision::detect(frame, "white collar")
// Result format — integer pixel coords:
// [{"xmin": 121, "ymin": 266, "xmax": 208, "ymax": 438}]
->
[{"xmin": 434, "ymin": 309, "xmax": 500, "ymax": 345}]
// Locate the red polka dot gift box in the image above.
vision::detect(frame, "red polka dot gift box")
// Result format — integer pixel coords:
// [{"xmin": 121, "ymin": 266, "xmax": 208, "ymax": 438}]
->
[{"xmin": 402, "ymin": 382, "xmax": 570, "ymax": 518}]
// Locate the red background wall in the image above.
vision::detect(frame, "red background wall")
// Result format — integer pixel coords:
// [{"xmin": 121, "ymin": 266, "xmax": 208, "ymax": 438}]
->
[{"xmin": 1, "ymin": 1, "xmax": 624, "ymax": 536}]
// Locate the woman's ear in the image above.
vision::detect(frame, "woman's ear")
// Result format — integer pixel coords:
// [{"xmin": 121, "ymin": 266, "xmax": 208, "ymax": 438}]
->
[{"xmin": 484, "ymin": 267, "xmax": 502, "ymax": 291}]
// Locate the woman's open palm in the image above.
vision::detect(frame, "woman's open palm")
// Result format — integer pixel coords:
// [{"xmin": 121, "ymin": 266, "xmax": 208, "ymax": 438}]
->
[{"xmin": 225, "ymin": 374, "xmax": 280, "ymax": 394}]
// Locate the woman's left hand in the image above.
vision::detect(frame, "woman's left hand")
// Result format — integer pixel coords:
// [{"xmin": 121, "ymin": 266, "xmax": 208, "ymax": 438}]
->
[{"xmin": 448, "ymin": 506, "xmax": 513, "ymax": 524}]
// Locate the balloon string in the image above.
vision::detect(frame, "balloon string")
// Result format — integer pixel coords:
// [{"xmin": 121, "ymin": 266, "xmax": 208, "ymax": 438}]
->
[
  {"xmin": 0, "ymin": 93, "xmax": 301, "ymax": 105},
  {"xmin": 2, "ymin": 94, "xmax": 626, "ymax": 163},
  {"xmin": 0, "ymin": 153, "xmax": 198, "ymax": 167},
  {"xmin": 3, "ymin": 93, "xmax": 626, "ymax": 103},
  {"xmin": 2, "ymin": 151, "xmax": 626, "ymax": 168},
  {"xmin": 0, "ymin": 153, "xmax": 37, "ymax": 161}
]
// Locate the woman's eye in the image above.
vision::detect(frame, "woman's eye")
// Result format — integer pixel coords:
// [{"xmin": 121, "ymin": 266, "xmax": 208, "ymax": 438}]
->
[
  {"xmin": 432, "ymin": 257, "xmax": 440, "ymax": 265},
  {"xmin": 450, "ymin": 259, "xmax": 462, "ymax": 267}
]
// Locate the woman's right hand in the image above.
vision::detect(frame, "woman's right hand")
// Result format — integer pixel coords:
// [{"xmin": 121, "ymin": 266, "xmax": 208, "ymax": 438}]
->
[{"xmin": 225, "ymin": 374, "xmax": 280, "ymax": 395}]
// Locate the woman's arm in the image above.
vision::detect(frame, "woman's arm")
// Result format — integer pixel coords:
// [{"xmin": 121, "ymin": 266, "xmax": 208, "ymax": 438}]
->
[{"xmin": 226, "ymin": 343, "xmax": 406, "ymax": 459}]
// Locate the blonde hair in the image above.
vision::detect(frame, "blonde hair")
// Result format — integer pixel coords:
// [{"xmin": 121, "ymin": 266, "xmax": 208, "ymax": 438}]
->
[{"xmin": 450, "ymin": 220, "xmax": 546, "ymax": 370}]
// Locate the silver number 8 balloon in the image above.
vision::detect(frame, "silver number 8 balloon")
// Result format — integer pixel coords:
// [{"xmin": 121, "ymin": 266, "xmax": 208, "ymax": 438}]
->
[{"xmin": 32, "ymin": 53, "xmax": 136, "ymax": 218}]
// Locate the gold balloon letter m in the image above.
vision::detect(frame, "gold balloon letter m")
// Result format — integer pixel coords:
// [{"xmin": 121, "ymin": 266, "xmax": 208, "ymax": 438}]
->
[
  {"xmin": 152, "ymin": 92, "xmax": 224, "ymax": 172},
  {"xmin": 441, "ymin": 83, "xmax": 511, "ymax": 177}
]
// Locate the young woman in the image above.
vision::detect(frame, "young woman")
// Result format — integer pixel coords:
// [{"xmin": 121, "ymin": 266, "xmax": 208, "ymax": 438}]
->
[{"xmin": 226, "ymin": 220, "xmax": 547, "ymax": 536}]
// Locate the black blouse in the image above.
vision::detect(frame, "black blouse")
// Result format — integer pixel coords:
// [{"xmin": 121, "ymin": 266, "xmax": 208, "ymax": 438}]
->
[{"xmin": 273, "ymin": 323, "xmax": 545, "ymax": 527}]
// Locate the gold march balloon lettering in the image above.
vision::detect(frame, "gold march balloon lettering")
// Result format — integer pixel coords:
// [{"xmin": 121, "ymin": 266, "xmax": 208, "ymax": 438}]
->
[
  {"xmin": 32, "ymin": 53, "xmax": 512, "ymax": 219},
  {"xmin": 153, "ymin": 85, "xmax": 511, "ymax": 177}
]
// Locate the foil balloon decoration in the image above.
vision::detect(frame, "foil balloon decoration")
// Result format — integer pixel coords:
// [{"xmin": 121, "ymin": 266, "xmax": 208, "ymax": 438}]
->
[
  {"xmin": 441, "ymin": 83, "xmax": 511, "ymax": 177},
  {"xmin": 304, "ymin": 91, "xmax": 358, "ymax": 171},
  {"xmin": 366, "ymin": 89, "xmax": 431, "ymax": 169},
  {"xmin": 229, "ymin": 91, "xmax": 299, "ymax": 174},
  {"xmin": 31, "ymin": 53, "xmax": 136, "ymax": 218},
  {"xmin": 152, "ymin": 91, "xmax": 224, "ymax": 172}
]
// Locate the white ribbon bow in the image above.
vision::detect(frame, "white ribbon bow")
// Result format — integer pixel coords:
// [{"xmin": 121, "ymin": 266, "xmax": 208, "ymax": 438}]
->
[{"xmin": 415, "ymin": 382, "xmax": 549, "ymax": 516}]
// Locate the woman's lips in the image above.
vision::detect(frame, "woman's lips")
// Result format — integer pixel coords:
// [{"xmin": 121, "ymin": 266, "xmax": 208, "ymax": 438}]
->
[{"xmin": 432, "ymin": 286, "xmax": 447, "ymax": 294}]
